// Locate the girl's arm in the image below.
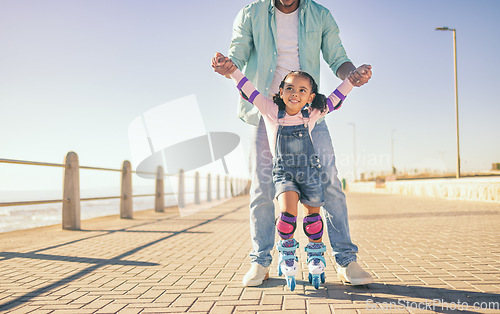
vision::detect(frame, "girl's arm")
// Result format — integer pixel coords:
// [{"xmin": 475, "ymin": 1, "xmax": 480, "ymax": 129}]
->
[
  {"xmin": 229, "ymin": 68, "xmax": 273, "ymax": 115},
  {"xmin": 213, "ymin": 52, "xmax": 273, "ymax": 114},
  {"xmin": 324, "ymin": 78, "xmax": 354, "ymax": 115}
]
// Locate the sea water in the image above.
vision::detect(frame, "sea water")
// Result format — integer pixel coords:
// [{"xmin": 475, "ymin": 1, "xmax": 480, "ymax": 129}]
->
[
  {"xmin": 0, "ymin": 186, "xmax": 183, "ymax": 233},
  {"xmin": 0, "ymin": 169, "xmax": 242, "ymax": 233}
]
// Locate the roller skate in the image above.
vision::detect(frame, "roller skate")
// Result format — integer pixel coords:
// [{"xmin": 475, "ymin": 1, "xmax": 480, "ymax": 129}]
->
[
  {"xmin": 276, "ymin": 238, "xmax": 299, "ymax": 291},
  {"xmin": 305, "ymin": 242, "xmax": 326, "ymax": 289}
]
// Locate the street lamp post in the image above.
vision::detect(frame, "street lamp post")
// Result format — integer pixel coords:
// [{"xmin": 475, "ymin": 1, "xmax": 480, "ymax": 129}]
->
[
  {"xmin": 348, "ymin": 122, "xmax": 357, "ymax": 181},
  {"xmin": 436, "ymin": 26, "xmax": 461, "ymax": 179},
  {"xmin": 391, "ymin": 129, "xmax": 396, "ymax": 175}
]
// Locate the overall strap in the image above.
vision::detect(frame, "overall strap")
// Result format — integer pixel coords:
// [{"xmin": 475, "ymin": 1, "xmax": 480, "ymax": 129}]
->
[
  {"xmin": 275, "ymin": 109, "xmax": 286, "ymax": 155},
  {"xmin": 301, "ymin": 107, "xmax": 310, "ymax": 119},
  {"xmin": 278, "ymin": 109, "xmax": 286, "ymax": 125},
  {"xmin": 301, "ymin": 106, "xmax": 310, "ymax": 126}
]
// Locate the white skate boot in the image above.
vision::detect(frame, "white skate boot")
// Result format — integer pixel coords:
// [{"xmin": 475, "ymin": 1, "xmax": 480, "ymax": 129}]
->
[
  {"xmin": 276, "ymin": 239, "xmax": 299, "ymax": 291},
  {"xmin": 305, "ymin": 242, "xmax": 326, "ymax": 289}
]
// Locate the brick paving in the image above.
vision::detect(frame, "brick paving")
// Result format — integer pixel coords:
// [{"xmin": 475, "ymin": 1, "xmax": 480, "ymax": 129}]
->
[{"xmin": 0, "ymin": 192, "xmax": 499, "ymax": 313}]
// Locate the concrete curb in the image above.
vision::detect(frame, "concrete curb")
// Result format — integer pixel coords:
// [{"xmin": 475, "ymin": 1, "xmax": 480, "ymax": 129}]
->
[{"xmin": 347, "ymin": 177, "xmax": 500, "ymax": 203}]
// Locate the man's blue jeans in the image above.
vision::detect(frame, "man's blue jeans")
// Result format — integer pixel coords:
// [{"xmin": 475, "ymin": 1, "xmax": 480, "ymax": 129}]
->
[{"xmin": 248, "ymin": 117, "xmax": 358, "ymax": 267}]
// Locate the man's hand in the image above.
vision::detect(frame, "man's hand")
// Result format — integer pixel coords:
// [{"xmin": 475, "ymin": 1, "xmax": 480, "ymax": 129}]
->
[
  {"xmin": 348, "ymin": 64, "xmax": 372, "ymax": 87},
  {"xmin": 212, "ymin": 52, "xmax": 237, "ymax": 78}
]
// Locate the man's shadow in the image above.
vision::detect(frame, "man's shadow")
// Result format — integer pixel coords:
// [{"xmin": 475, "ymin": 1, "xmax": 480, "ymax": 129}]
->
[{"xmin": 261, "ymin": 277, "xmax": 499, "ymax": 313}]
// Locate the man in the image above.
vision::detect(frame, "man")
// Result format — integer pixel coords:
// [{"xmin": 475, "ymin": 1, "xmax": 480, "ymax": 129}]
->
[{"xmin": 214, "ymin": 0, "xmax": 373, "ymax": 286}]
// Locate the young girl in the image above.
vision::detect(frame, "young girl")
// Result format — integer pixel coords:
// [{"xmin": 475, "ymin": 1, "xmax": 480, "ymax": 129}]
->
[{"xmin": 212, "ymin": 52, "xmax": 367, "ymax": 291}]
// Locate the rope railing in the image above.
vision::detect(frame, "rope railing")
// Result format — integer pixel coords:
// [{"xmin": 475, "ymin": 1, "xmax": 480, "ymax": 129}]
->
[
  {"xmin": 0, "ymin": 158, "xmax": 205, "ymax": 178},
  {"xmin": 0, "ymin": 152, "xmax": 250, "ymax": 230},
  {"xmin": 0, "ymin": 158, "xmax": 66, "ymax": 168},
  {"xmin": 0, "ymin": 199, "xmax": 65, "ymax": 207}
]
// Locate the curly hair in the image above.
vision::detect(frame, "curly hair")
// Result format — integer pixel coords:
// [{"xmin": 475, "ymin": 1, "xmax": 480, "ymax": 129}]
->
[{"xmin": 272, "ymin": 71, "xmax": 327, "ymax": 113}]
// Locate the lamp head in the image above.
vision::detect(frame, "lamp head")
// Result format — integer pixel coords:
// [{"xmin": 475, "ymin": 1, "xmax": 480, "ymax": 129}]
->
[{"xmin": 436, "ymin": 27, "xmax": 454, "ymax": 31}]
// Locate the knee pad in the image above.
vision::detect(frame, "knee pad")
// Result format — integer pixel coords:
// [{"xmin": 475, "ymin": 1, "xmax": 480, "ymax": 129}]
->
[
  {"xmin": 303, "ymin": 213, "xmax": 323, "ymax": 240},
  {"xmin": 276, "ymin": 212, "xmax": 297, "ymax": 239}
]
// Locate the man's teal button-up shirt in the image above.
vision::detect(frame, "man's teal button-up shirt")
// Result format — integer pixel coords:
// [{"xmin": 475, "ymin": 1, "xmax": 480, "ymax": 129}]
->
[{"xmin": 228, "ymin": 0, "xmax": 351, "ymax": 126}]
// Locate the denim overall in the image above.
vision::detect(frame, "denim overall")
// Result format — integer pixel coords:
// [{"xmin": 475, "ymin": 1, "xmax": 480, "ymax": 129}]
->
[{"xmin": 272, "ymin": 108, "xmax": 325, "ymax": 207}]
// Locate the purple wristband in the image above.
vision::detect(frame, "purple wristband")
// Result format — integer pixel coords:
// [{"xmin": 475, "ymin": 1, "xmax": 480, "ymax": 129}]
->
[
  {"xmin": 237, "ymin": 77, "xmax": 248, "ymax": 90},
  {"xmin": 333, "ymin": 89, "xmax": 346, "ymax": 101},
  {"xmin": 248, "ymin": 90, "xmax": 260, "ymax": 103},
  {"xmin": 327, "ymin": 98, "xmax": 334, "ymax": 112}
]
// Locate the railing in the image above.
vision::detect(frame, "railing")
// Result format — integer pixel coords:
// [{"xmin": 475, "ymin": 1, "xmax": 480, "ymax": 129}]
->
[{"xmin": 0, "ymin": 152, "xmax": 249, "ymax": 230}]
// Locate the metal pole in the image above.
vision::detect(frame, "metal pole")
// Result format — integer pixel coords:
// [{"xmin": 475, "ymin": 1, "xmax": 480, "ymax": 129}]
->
[
  {"xmin": 348, "ymin": 123, "xmax": 357, "ymax": 181},
  {"xmin": 452, "ymin": 29, "xmax": 461, "ymax": 179},
  {"xmin": 391, "ymin": 129, "xmax": 396, "ymax": 175},
  {"xmin": 436, "ymin": 27, "xmax": 461, "ymax": 179}
]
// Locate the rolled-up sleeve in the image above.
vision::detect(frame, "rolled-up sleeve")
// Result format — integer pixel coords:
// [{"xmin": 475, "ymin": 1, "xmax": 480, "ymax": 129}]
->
[
  {"xmin": 321, "ymin": 11, "xmax": 351, "ymax": 77},
  {"xmin": 228, "ymin": 7, "xmax": 254, "ymax": 70}
]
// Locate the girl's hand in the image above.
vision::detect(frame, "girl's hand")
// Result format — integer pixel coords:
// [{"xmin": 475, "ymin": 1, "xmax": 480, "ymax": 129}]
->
[
  {"xmin": 348, "ymin": 64, "xmax": 372, "ymax": 87},
  {"xmin": 212, "ymin": 52, "xmax": 237, "ymax": 77}
]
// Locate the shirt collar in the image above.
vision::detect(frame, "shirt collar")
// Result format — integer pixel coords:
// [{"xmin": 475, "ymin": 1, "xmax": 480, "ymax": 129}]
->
[{"xmin": 269, "ymin": 0, "xmax": 308, "ymax": 14}]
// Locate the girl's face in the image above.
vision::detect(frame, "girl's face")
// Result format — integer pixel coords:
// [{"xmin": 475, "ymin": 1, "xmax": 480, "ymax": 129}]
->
[{"xmin": 279, "ymin": 74, "xmax": 316, "ymax": 116}]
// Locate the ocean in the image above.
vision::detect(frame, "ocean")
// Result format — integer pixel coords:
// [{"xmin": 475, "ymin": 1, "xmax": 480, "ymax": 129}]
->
[
  {"xmin": 0, "ymin": 171, "xmax": 247, "ymax": 233},
  {"xmin": 0, "ymin": 186, "xmax": 182, "ymax": 233}
]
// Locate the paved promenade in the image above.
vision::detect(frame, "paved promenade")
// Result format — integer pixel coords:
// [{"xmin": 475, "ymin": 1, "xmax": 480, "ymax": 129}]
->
[{"xmin": 0, "ymin": 192, "xmax": 499, "ymax": 313}]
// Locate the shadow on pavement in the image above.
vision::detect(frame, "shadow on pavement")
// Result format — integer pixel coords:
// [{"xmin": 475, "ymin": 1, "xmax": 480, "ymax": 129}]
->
[
  {"xmin": 0, "ymin": 204, "xmax": 245, "ymax": 311},
  {"xmin": 306, "ymin": 282, "xmax": 500, "ymax": 314},
  {"xmin": 254, "ymin": 276, "xmax": 499, "ymax": 313}
]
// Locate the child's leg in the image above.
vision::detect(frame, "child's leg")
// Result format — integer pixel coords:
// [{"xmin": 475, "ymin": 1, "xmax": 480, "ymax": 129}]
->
[
  {"xmin": 278, "ymin": 191, "xmax": 299, "ymax": 217},
  {"xmin": 276, "ymin": 191, "xmax": 299, "ymax": 239},
  {"xmin": 302, "ymin": 204, "xmax": 327, "ymax": 289},
  {"xmin": 302, "ymin": 205, "xmax": 323, "ymax": 243},
  {"xmin": 275, "ymin": 191, "xmax": 300, "ymax": 291}
]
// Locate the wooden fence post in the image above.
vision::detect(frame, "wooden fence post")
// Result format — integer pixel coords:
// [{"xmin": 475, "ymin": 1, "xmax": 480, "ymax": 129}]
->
[
  {"xmin": 194, "ymin": 172, "xmax": 200, "ymax": 204},
  {"xmin": 63, "ymin": 152, "xmax": 81, "ymax": 230},
  {"xmin": 178, "ymin": 169, "xmax": 185, "ymax": 208},
  {"xmin": 120, "ymin": 160, "xmax": 133, "ymax": 219},
  {"xmin": 216, "ymin": 174, "xmax": 221, "ymax": 200},
  {"xmin": 224, "ymin": 176, "xmax": 228, "ymax": 198},
  {"xmin": 207, "ymin": 173, "xmax": 212, "ymax": 202},
  {"xmin": 155, "ymin": 166, "xmax": 165, "ymax": 212}
]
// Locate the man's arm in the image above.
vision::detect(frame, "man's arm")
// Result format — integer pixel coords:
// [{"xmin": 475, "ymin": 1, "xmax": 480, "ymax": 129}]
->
[
  {"xmin": 321, "ymin": 11, "xmax": 351, "ymax": 79},
  {"xmin": 321, "ymin": 11, "xmax": 372, "ymax": 87}
]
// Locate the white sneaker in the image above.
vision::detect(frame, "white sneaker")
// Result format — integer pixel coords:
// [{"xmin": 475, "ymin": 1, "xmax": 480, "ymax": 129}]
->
[
  {"xmin": 336, "ymin": 261, "xmax": 374, "ymax": 285},
  {"xmin": 242, "ymin": 263, "xmax": 270, "ymax": 287}
]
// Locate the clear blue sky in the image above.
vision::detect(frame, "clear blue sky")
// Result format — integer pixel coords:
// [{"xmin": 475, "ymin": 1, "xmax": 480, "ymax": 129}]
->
[{"xmin": 1, "ymin": 0, "xmax": 499, "ymax": 192}]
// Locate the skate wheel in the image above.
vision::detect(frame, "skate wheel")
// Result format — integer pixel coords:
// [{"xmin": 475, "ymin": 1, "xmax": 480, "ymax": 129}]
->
[
  {"xmin": 312, "ymin": 275, "xmax": 320, "ymax": 289},
  {"xmin": 287, "ymin": 276, "xmax": 296, "ymax": 291},
  {"xmin": 308, "ymin": 273, "xmax": 312, "ymax": 284},
  {"xmin": 320, "ymin": 272, "xmax": 326, "ymax": 283}
]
